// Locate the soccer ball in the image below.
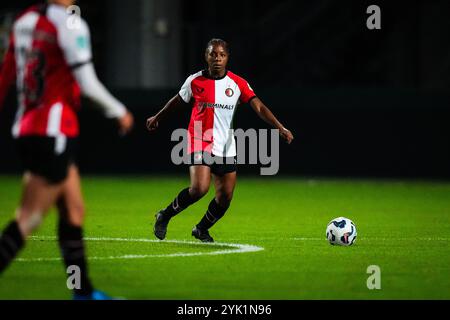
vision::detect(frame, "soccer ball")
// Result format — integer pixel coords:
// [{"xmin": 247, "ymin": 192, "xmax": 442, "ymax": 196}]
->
[{"xmin": 326, "ymin": 217, "xmax": 357, "ymax": 246}]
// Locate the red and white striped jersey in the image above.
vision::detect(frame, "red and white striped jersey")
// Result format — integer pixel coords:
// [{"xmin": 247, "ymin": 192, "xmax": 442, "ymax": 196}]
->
[
  {"xmin": 179, "ymin": 70, "xmax": 256, "ymax": 157},
  {"xmin": 0, "ymin": 4, "xmax": 92, "ymax": 138}
]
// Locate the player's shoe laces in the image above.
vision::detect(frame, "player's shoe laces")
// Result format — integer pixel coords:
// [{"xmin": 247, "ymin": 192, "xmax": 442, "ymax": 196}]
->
[
  {"xmin": 73, "ymin": 290, "xmax": 112, "ymax": 300},
  {"xmin": 154, "ymin": 210, "xmax": 170, "ymax": 240},
  {"xmin": 192, "ymin": 226, "xmax": 214, "ymax": 243}
]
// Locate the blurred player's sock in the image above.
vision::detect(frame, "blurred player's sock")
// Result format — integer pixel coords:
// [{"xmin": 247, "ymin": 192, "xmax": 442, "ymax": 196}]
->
[
  {"xmin": 0, "ymin": 220, "xmax": 24, "ymax": 273},
  {"xmin": 197, "ymin": 199, "xmax": 229, "ymax": 231},
  {"xmin": 58, "ymin": 219, "xmax": 93, "ymax": 296},
  {"xmin": 162, "ymin": 187, "xmax": 196, "ymax": 218}
]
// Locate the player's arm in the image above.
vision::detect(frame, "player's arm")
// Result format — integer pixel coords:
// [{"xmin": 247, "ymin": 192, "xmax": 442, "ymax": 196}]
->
[
  {"xmin": 59, "ymin": 19, "xmax": 133, "ymax": 135},
  {"xmin": 0, "ymin": 34, "xmax": 16, "ymax": 112},
  {"xmin": 146, "ymin": 94, "xmax": 183, "ymax": 132},
  {"xmin": 250, "ymin": 97, "xmax": 294, "ymax": 144},
  {"xmin": 147, "ymin": 74, "xmax": 193, "ymax": 132}
]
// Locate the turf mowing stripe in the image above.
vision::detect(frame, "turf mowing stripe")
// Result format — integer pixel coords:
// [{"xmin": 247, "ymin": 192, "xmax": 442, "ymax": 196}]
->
[{"xmin": 15, "ymin": 236, "xmax": 264, "ymax": 262}]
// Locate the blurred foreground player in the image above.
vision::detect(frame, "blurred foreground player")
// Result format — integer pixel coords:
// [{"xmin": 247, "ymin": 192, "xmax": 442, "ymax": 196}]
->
[
  {"xmin": 147, "ymin": 39, "xmax": 293, "ymax": 242},
  {"xmin": 0, "ymin": 0, "xmax": 134, "ymax": 299}
]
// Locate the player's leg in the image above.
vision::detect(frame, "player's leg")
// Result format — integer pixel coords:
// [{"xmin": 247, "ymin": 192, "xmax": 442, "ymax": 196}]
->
[
  {"xmin": 55, "ymin": 164, "xmax": 100, "ymax": 298},
  {"xmin": 193, "ymin": 171, "xmax": 237, "ymax": 242},
  {"xmin": 0, "ymin": 172, "xmax": 62, "ymax": 273},
  {"xmin": 164, "ymin": 165, "xmax": 212, "ymax": 216},
  {"xmin": 154, "ymin": 165, "xmax": 211, "ymax": 240}
]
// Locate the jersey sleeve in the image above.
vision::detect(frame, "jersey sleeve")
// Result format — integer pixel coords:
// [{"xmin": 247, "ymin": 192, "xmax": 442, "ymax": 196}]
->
[
  {"xmin": 57, "ymin": 18, "xmax": 92, "ymax": 67},
  {"xmin": 238, "ymin": 78, "xmax": 256, "ymax": 104},
  {"xmin": 73, "ymin": 63, "xmax": 126, "ymax": 119},
  {"xmin": 0, "ymin": 33, "xmax": 16, "ymax": 110},
  {"xmin": 178, "ymin": 75, "xmax": 194, "ymax": 103}
]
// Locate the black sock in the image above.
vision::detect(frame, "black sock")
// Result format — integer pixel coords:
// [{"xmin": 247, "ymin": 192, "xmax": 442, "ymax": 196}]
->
[
  {"xmin": 163, "ymin": 188, "xmax": 197, "ymax": 218},
  {"xmin": 0, "ymin": 220, "xmax": 25, "ymax": 273},
  {"xmin": 197, "ymin": 199, "xmax": 229, "ymax": 230},
  {"xmin": 58, "ymin": 219, "xmax": 93, "ymax": 296}
]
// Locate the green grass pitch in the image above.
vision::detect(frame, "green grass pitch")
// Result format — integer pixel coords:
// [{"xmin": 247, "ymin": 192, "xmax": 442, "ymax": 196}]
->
[{"xmin": 0, "ymin": 175, "xmax": 449, "ymax": 299}]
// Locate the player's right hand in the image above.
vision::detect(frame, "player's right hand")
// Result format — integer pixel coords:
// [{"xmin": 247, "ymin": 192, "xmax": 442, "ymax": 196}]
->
[
  {"xmin": 280, "ymin": 127, "xmax": 294, "ymax": 144},
  {"xmin": 146, "ymin": 115, "xmax": 159, "ymax": 132},
  {"xmin": 118, "ymin": 111, "xmax": 134, "ymax": 136}
]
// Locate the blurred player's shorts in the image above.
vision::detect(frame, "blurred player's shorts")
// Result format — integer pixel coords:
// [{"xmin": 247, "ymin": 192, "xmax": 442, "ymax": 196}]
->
[{"xmin": 16, "ymin": 136, "xmax": 78, "ymax": 184}]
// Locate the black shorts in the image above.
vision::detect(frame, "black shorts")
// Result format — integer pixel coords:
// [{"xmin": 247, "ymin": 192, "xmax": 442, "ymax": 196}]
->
[
  {"xmin": 16, "ymin": 136, "xmax": 77, "ymax": 184},
  {"xmin": 189, "ymin": 151, "xmax": 237, "ymax": 176}
]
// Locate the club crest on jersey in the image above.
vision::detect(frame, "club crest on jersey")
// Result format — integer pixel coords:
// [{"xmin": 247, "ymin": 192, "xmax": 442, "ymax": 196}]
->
[{"xmin": 225, "ymin": 88, "xmax": 234, "ymax": 97}]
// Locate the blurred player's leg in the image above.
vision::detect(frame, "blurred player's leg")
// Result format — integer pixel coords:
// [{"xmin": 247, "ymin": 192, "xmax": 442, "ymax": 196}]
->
[
  {"xmin": 154, "ymin": 165, "xmax": 211, "ymax": 240},
  {"xmin": 193, "ymin": 171, "xmax": 236, "ymax": 242},
  {"xmin": 56, "ymin": 164, "xmax": 98, "ymax": 298},
  {"xmin": 0, "ymin": 173, "xmax": 62, "ymax": 273}
]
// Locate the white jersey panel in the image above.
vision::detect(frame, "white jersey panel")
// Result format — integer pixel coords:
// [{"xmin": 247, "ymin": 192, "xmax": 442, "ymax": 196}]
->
[
  {"xmin": 47, "ymin": 4, "xmax": 92, "ymax": 66},
  {"xmin": 212, "ymin": 75, "xmax": 242, "ymax": 157},
  {"xmin": 12, "ymin": 11, "xmax": 40, "ymax": 137},
  {"xmin": 13, "ymin": 11, "xmax": 40, "ymax": 93}
]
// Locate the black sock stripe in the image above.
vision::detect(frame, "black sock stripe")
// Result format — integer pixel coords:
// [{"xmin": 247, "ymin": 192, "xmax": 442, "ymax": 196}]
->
[
  {"xmin": 205, "ymin": 210, "xmax": 217, "ymax": 223},
  {"xmin": 172, "ymin": 196, "xmax": 180, "ymax": 211},
  {"xmin": 59, "ymin": 240, "xmax": 84, "ymax": 248},
  {"xmin": 63, "ymin": 251, "xmax": 86, "ymax": 260}
]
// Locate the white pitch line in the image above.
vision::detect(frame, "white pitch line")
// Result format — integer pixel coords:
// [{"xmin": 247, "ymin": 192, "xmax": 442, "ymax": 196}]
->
[{"xmin": 16, "ymin": 236, "xmax": 264, "ymax": 262}]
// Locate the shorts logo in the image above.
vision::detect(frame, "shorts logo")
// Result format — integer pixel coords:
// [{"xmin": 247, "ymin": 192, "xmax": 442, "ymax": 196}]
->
[{"xmin": 225, "ymin": 88, "xmax": 234, "ymax": 97}]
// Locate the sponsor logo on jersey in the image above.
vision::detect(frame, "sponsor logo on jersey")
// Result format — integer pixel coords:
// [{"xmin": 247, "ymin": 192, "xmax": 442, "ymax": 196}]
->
[
  {"xmin": 225, "ymin": 88, "xmax": 234, "ymax": 97},
  {"xmin": 198, "ymin": 102, "xmax": 234, "ymax": 111}
]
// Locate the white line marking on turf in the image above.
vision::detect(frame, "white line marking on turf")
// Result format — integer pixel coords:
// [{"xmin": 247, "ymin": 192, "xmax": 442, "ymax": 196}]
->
[{"xmin": 16, "ymin": 236, "xmax": 264, "ymax": 262}]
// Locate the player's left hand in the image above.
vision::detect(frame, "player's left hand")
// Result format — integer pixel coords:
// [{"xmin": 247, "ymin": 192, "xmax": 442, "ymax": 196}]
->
[
  {"xmin": 118, "ymin": 111, "xmax": 134, "ymax": 136},
  {"xmin": 280, "ymin": 127, "xmax": 294, "ymax": 144}
]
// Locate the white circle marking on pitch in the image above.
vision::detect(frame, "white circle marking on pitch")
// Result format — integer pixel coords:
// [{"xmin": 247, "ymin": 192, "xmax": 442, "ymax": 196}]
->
[{"xmin": 16, "ymin": 236, "xmax": 264, "ymax": 262}]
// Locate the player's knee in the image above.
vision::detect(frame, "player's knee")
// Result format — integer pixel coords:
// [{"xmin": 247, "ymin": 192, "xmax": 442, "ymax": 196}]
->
[
  {"xmin": 16, "ymin": 209, "xmax": 44, "ymax": 237},
  {"xmin": 189, "ymin": 185, "xmax": 209, "ymax": 200},
  {"xmin": 68, "ymin": 203, "xmax": 85, "ymax": 226}
]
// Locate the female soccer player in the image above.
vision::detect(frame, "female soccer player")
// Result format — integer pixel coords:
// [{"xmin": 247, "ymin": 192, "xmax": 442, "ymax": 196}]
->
[
  {"xmin": 146, "ymin": 38, "xmax": 293, "ymax": 242},
  {"xmin": 0, "ymin": 0, "xmax": 134, "ymax": 299}
]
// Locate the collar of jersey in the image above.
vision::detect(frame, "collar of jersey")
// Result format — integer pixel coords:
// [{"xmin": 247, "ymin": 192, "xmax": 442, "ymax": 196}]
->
[{"xmin": 202, "ymin": 69, "xmax": 228, "ymax": 80}]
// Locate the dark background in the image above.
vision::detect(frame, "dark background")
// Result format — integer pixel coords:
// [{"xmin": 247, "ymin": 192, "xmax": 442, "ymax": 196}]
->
[{"xmin": 1, "ymin": 0, "xmax": 450, "ymax": 178}]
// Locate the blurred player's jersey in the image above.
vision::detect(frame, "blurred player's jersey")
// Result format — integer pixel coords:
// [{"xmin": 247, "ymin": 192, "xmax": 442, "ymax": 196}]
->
[
  {"xmin": 179, "ymin": 70, "xmax": 256, "ymax": 157},
  {"xmin": 1, "ymin": 4, "xmax": 92, "ymax": 138}
]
